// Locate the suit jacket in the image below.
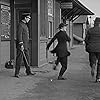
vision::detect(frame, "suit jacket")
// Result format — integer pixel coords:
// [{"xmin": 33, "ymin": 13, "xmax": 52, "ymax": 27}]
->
[
  {"xmin": 47, "ymin": 30, "xmax": 71, "ymax": 57},
  {"xmin": 85, "ymin": 26, "xmax": 100, "ymax": 52},
  {"xmin": 16, "ymin": 21, "xmax": 29, "ymax": 50}
]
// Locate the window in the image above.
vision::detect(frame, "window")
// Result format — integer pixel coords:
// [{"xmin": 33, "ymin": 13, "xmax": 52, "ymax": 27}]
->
[
  {"xmin": 48, "ymin": 0, "xmax": 54, "ymax": 38},
  {"xmin": 48, "ymin": 0, "xmax": 53, "ymax": 16},
  {"xmin": 48, "ymin": 21, "xmax": 53, "ymax": 38}
]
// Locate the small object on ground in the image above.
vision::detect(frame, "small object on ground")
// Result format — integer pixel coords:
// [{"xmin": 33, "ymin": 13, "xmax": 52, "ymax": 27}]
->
[{"xmin": 5, "ymin": 60, "xmax": 14, "ymax": 69}]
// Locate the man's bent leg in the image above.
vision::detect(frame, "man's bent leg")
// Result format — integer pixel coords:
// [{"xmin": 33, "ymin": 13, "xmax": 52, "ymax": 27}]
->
[{"xmin": 58, "ymin": 56, "xmax": 67, "ymax": 80}]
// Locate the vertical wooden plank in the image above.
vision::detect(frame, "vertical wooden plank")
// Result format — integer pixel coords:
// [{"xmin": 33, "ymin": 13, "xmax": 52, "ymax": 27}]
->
[
  {"xmin": 10, "ymin": 0, "xmax": 14, "ymax": 60},
  {"xmin": 69, "ymin": 21, "xmax": 73, "ymax": 47},
  {"xmin": 44, "ymin": 0, "xmax": 48, "ymax": 38},
  {"xmin": 0, "ymin": 4, "xmax": 1, "ymax": 70},
  {"xmin": 31, "ymin": 0, "xmax": 38, "ymax": 66},
  {"xmin": 55, "ymin": 1, "xmax": 60, "ymax": 32},
  {"xmin": 38, "ymin": 0, "xmax": 40, "ymax": 66}
]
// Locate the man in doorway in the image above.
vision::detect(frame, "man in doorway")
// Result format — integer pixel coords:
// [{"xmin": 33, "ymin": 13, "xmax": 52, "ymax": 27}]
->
[{"xmin": 14, "ymin": 13, "xmax": 36, "ymax": 78}]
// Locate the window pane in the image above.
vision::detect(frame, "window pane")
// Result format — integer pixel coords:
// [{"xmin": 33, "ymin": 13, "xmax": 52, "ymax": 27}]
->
[{"xmin": 49, "ymin": 21, "xmax": 53, "ymax": 38}]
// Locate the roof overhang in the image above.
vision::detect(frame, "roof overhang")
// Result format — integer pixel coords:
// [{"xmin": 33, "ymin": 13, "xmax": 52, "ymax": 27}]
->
[{"xmin": 56, "ymin": 0, "xmax": 94, "ymax": 21}]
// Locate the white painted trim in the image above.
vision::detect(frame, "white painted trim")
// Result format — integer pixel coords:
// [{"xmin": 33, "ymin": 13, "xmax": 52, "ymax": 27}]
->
[
  {"xmin": 60, "ymin": 8, "xmax": 61, "ymax": 23},
  {"xmin": 53, "ymin": 0, "xmax": 55, "ymax": 33},
  {"xmin": 38, "ymin": 0, "xmax": 40, "ymax": 67}
]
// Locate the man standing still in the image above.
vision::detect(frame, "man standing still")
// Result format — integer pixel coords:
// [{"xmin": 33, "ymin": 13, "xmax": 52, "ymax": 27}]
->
[
  {"xmin": 85, "ymin": 17, "xmax": 100, "ymax": 82},
  {"xmin": 46, "ymin": 23, "xmax": 71, "ymax": 80},
  {"xmin": 14, "ymin": 13, "xmax": 36, "ymax": 78}
]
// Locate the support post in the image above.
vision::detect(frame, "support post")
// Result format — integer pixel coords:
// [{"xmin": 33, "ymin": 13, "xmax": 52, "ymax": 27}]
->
[
  {"xmin": 10, "ymin": 0, "xmax": 15, "ymax": 60},
  {"xmin": 31, "ymin": 0, "xmax": 38, "ymax": 67}
]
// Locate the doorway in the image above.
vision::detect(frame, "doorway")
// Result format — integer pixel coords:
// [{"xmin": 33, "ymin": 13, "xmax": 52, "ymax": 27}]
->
[{"xmin": 15, "ymin": 8, "xmax": 33, "ymax": 65}]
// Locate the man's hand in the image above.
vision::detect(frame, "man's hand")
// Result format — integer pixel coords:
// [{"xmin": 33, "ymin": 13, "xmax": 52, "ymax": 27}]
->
[{"xmin": 21, "ymin": 45, "xmax": 24, "ymax": 51}]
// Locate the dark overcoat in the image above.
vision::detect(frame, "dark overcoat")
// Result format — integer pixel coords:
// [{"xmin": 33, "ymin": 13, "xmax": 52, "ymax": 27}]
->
[
  {"xmin": 16, "ymin": 21, "xmax": 29, "ymax": 50},
  {"xmin": 85, "ymin": 26, "xmax": 100, "ymax": 52},
  {"xmin": 47, "ymin": 30, "xmax": 71, "ymax": 57}
]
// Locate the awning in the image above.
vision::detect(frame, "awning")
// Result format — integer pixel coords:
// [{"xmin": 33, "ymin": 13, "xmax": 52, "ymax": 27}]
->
[{"xmin": 56, "ymin": 0, "xmax": 94, "ymax": 21}]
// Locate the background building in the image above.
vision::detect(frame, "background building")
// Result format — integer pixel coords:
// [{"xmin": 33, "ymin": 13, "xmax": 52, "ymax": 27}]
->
[{"xmin": 73, "ymin": 15, "xmax": 89, "ymax": 45}]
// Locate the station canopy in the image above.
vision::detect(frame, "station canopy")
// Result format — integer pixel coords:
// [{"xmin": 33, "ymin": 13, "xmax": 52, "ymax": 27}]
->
[{"xmin": 56, "ymin": 0, "xmax": 94, "ymax": 21}]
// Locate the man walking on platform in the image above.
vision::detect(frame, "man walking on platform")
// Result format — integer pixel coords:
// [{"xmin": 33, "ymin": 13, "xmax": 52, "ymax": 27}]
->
[{"xmin": 85, "ymin": 17, "xmax": 100, "ymax": 82}]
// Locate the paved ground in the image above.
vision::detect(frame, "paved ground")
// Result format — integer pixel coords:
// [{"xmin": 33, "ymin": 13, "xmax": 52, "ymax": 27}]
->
[{"xmin": 0, "ymin": 45, "xmax": 100, "ymax": 100}]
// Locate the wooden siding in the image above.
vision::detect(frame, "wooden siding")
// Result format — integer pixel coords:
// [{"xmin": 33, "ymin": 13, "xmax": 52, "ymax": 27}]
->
[
  {"xmin": 39, "ymin": 41, "xmax": 47, "ymax": 65},
  {"xmin": 1, "ymin": 41, "xmax": 10, "ymax": 67},
  {"xmin": 39, "ymin": 40, "xmax": 54, "ymax": 66},
  {"xmin": 40, "ymin": 0, "xmax": 48, "ymax": 38}
]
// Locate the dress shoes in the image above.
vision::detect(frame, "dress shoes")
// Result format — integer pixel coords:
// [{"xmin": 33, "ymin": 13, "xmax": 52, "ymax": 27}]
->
[
  {"xmin": 58, "ymin": 76, "xmax": 66, "ymax": 80},
  {"xmin": 53, "ymin": 64, "xmax": 57, "ymax": 70},
  {"xmin": 14, "ymin": 75, "xmax": 20, "ymax": 78}
]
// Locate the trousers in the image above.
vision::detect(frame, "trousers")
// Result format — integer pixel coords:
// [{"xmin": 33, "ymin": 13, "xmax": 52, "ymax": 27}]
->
[
  {"xmin": 89, "ymin": 52, "xmax": 100, "ymax": 79},
  {"xmin": 15, "ymin": 49, "xmax": 31, "ymax": 75},
  {"xmin": 58, "ymin": 56, "xmax": 68, "ymax": 77}
]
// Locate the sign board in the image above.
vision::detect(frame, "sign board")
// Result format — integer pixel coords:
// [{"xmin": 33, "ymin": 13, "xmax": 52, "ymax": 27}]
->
[
  {"xmin": 61, "ymin": 2, "xmax": 73, "ymax": 9},
  {"xmin": 1, "ymin": 4, "xmax": 11, "ymax": 40}
]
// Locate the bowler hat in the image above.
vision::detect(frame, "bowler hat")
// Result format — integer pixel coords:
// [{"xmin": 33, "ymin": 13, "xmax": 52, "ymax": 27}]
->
[
  {"xmin": 58, "ymin": 23, "xmax": 68, "ymax": 29},
  {"xmin": 94, "ymin": 17, "xmax": 100, "ymax": 23}
]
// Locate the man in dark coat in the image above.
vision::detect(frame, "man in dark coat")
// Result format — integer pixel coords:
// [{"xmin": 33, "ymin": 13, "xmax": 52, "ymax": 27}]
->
[
  {"xmin": 85, "ymin": 17, "xmax": 100, "ymax": 82},
  {"xmin": 14, "ymin": 13, "xmax": 36, "ymax": 78},
  {"xmin": 46, "ymin": 23, "xmax": 71, "ymax": 80}
]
